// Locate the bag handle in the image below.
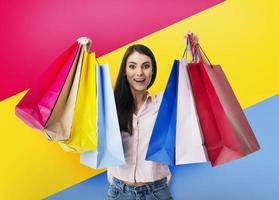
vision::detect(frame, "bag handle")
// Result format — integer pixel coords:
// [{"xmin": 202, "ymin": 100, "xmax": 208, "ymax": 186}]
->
[
  {"xmin": 77, "ymin": 36, "xmax": 100, "ymax": 65},
  {"xmin": 187, "ymin": 33, "xmax": 214, "ymax": 68},
  {"xmin": 182, "ymin": 35, "xmax": 190, "ymax": 58},
  {"xmin": 182, "ymin": 33, "xmax": 196, "ymax": 61},
  {"xmin": 197, "ymin": 44, "xmax": 213, "ymax": 68}
]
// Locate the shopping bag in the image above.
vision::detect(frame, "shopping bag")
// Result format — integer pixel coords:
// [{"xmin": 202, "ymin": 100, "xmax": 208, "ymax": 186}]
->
[
  {"xmin": 187, "ymin": 34, "xmax": 260, "ymax": 166},
  {"xmin": 145, "ymin": 60, "xmax": 179, "ymax": 166},
  {"xmin": 59, "ymin": 50, "xmax": 98, "ymax": 152},
  {"xmin": 15, "ymin": 42, "xmax": 79, "ymax": 130},
  {"xmin": 80, "ymin": 64, "xmax": 125, "ymax": 168},
  {"xmin": 42, "ymin": 41, "xmax": 87, "ymax": 141},
  {"xmin": 175, "ymin": 58, "xmax": 209, "ymax": 165}
]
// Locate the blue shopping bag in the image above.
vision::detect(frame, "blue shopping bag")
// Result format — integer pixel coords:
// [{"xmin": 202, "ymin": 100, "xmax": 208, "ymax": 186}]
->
[
  {"xmin": 145, "ymin": 60, "xmax": 179, "ymax": 166},
  {"xmin": 80, "ymin": 64, "xmax": 125, "ymax": 169}
]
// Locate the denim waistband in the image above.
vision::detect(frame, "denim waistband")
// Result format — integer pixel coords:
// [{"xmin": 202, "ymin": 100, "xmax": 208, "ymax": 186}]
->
[{"xmin": 112, "ymin": 177, "xmax": 167, "ymax": 194}]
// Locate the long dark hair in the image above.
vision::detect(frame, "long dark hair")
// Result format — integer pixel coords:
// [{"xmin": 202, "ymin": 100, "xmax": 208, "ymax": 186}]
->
[{"xmin": 114, "ymin": 44, "xmax": 157, "ymax": 136}]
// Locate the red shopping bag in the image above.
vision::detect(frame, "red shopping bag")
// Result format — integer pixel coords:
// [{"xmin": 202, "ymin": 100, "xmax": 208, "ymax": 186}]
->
[
  {"xmin": 15, "ymin": 42, "xmax": 79, "ymax": 130},
  {"xmin": 187, "ymin": 34, "xmax": 260, "ymax": 166}
]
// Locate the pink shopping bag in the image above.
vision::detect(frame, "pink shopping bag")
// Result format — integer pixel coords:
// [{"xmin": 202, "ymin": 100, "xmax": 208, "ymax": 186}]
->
[{"xmin": 15, "ymin": 42, "xmax": 79, "ymax": 130}]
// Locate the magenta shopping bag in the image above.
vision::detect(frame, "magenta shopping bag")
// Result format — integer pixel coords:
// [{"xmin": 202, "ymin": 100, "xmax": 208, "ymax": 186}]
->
[{"xmin": 15, "ymin": 42, "xmax": 79, "ymax": 130}]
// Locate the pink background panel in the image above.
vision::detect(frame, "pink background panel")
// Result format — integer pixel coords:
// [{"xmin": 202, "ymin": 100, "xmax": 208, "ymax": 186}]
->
[{"xmin": 0, "ymin": 0, "xmax": 224, "ymax": 101}]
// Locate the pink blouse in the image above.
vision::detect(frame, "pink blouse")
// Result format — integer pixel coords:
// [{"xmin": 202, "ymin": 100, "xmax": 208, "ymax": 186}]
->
[{"xmin": 107, "ymin": 92, "xmax": 171, "ymax": 183}]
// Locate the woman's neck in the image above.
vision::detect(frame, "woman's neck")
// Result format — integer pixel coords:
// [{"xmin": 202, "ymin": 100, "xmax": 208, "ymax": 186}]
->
[{"xmin": 131, "ymin": 90, "xmax": 148, "ymax": 114}]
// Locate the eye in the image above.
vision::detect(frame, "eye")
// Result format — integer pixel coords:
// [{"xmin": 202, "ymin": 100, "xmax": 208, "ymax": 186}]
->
[
  {"xmin": 128, "ymin": 64, "xmax": 136, "ymax": 69},
  {"xmin": 143, "ymin": 64, "xmax": 150, "ymax": 69}
]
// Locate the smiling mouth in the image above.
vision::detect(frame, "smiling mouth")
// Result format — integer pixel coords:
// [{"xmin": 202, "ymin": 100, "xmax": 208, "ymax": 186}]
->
[{"xmin": 134, "ymin": 78, "xmax": 146, "ymax": 83}]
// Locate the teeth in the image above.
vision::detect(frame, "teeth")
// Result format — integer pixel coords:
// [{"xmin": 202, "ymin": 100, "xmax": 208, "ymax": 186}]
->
[{"xmin": 135, "ymin": 79, "xmax": 145, "ymax": 82}]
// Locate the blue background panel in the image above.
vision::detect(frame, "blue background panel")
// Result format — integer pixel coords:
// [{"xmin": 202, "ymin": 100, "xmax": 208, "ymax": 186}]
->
[{"xmin": 45, "ymin": 94, "xmax": 279, "ymax": 200}]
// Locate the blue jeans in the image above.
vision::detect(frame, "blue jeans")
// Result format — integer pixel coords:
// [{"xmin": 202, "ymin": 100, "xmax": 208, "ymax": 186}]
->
[{"xmin": 107, "ymin": 177, "xmax": 173, "ymax": 200}]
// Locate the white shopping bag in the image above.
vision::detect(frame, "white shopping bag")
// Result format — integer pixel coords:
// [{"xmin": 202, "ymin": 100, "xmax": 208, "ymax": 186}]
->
[{"xmin": 175, "ymin": 58, "xmax": 209, "ymax": 165}]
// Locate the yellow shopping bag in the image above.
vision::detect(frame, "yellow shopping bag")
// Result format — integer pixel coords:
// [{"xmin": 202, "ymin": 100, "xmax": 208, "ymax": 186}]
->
[{"xmin": 59, "ymin": 50, "xmax": 97, "ymax": 152}]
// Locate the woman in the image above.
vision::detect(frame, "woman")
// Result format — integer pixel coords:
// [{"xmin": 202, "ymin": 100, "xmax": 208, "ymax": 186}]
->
[
  {"xmin": 107, "ymin": 33, "xmax": 198, "ymax": 200},
  {"xmin": 106, "ymin": 44, "xmax": 172, "ymax": 200}
]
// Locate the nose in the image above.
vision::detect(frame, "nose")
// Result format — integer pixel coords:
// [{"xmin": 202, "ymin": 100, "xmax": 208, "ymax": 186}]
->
[{"xmin": 136, "ymin": 67, "xmax": 144, "ymax": 76}]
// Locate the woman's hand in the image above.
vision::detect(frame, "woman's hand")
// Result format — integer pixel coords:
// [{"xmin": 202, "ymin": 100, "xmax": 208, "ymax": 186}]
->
[
  {"xmin": 184, "ymin": 31, "xmax": 199, "ymax": 47},
  {"xmin": 184, "ymin": 31, "xmax": 200, "ymax": 61},
  {"xmin": 77, "ymin": 36, "xmax": 92, "ymax": 51}
]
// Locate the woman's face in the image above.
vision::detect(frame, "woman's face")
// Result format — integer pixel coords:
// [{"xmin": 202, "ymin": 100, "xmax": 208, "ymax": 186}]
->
[{"xmin": 125, "ymin": 51, "xmax": 153, "ymax": 94}]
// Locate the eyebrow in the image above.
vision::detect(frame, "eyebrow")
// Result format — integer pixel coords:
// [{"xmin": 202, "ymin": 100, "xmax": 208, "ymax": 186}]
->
[
  {"xmin": 127, "ymin": 61, "xmax": 151, "ymax": 65},
  {"xmin": 128, "ymin": 61, "xmax": 137, "ymax": 64},
  {"xmin": 142, "ymin": 62, "xmax": 151, "ymax": 65}
]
